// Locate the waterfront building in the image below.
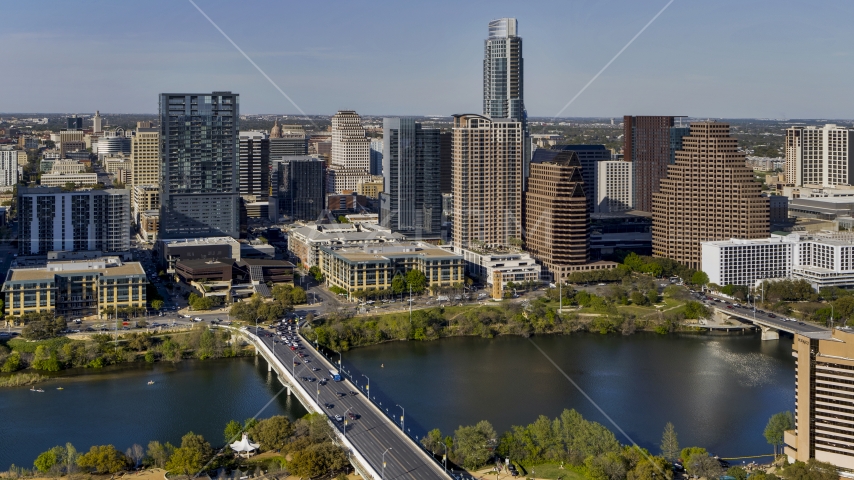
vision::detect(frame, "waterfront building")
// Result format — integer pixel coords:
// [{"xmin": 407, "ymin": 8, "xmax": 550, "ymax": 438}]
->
[
  {"xmin": 17, "ymin": 187, "xmax": 130, "ymax": 256},
  {"xmin": 274, "ymin": 155, "xmax": 325, "ymax": 222},
  {"xmin": 159, "ymin": 92, "xmax": 240, "ymax": 239},
  {"xmin": 596, "ymin": 160, "xmax": 633, "ymax": 213},
  {"xmin": 786, "ymin": 328, "xmax": 854, "ymax": 474},
  {"xmin": 2, "ymin": 257, "xmax": 147, "ymax": 318},
  {"xmin": 319, "ymin": 242, "xmax": 464, "ymax": 301},
  {"xmin": 451, "ymin": 114, "xmax": 524, "ymax": 250},
  {"xmin": 287, "ymin": 223, "xmax": 404, "ymax": 268},
  {"xmin": 238, "ymin": 131, "xmax": 270, "ymax": 196},
  {"xmin": 39, "ymin": 173, "xmax": 98, "ymax": 187},
  {"xmin": 129, "ymin": 121, "xmax": 159, "ymax": 190},
  {"xmin": 624, "ymin": 116, "xmax": 689, "ymax": 212},
  {"xmin": 785, "ymin": 124, "xmax": 854, "ymax": 187},
  {"xmin": 701, "ymin": 236, "xmax": 795, "ymax": 287},
  {"xmin": 380, "ymin": 118, "xmax": 442, "ymax": 239},
  {"xmin": 483, "ymin": 18, "xmax": 524, "ymax": 122},
  {"xmin": 524, "ymin": 150, "xmax": 589, "ymax": 282},
  {"xmin": 454, "ymin": 247, "xmax": 541, "ymax": 298},
  {"xmin": 652, "ymin": 121, "xmax": 770, "ymax": 270}
]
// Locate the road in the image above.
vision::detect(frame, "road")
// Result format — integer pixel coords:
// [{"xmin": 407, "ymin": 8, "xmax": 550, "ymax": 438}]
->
[
  {"xmin": 256, "ymin": 328, "xmax": 449, "ymax": 480},
  {"xmin": 699, "ymin": 292, "xmax": 829, "ymax": 336}
]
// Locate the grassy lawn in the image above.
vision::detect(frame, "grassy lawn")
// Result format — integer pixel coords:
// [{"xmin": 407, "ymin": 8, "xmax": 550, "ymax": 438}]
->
[{"xmin": 524, "ymin": 463, "xmax": 589, "ymax": 480}]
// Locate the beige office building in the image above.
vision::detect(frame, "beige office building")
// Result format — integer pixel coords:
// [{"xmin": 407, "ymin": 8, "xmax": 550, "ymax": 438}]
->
[
  {"xmin": 59, "ymin": 129, "xmax": 84, "ymax": 158},
  {"xmin": 785, "ymin": 124, "xmax": 854, "ymax": 188},
  {"xmin": 130, "ymin": 122, "xmax": 159, "ymax": 189},
  {"xmin": 652, "ymin": 122, "xmax": 769, "ymax": 270},
  {"xmin": 785, "ymin": 329, "xmax": 854, "ymax": 474},
  {"xmin": 451, "ymin": 114, "xmax": 523, "ymax": 250},
  {"xmin": 524, "ymin": 150, "xmax": 590, "ymax": 282},
  {"xmin": 40, "ymin": 173, "xmax": 98, "ymax": 187}
]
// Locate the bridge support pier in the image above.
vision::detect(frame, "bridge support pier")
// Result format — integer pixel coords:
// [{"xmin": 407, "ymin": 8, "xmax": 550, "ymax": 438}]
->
[
  {"xmin": 760, "ymin": 325, "xmax": 779, "ymax": 341},
  {"xmin": 268, "ymin": 361, "xmax": 272, "ymax": 372}
]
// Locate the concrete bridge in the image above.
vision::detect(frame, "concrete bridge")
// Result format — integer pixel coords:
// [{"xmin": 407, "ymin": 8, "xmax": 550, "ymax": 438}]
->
[
  {"xmin": 229, "ymin": 326, "xmax": 451, "ymax": 480},
  {"xmin": 709, "ymin": 304, "xmax": 830, "ymax": 340}
]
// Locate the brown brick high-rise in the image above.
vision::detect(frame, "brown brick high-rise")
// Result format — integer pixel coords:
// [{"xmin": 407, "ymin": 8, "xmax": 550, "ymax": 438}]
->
[
  {"xmin": 652, "ymin": 121, "xmax": 769, "ymax": 270},
  {"xmin": 624, "ymin": 115, "xmax": 676, "ymax": 212},
  {"xmin": 524, "ymin": 150, "xmax": 589, "ymax": 282}
]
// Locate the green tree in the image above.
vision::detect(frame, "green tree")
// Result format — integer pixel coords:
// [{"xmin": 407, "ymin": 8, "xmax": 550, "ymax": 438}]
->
[
  {"xmin": 683, "ymin": 301, "xmax": 710, "ymax": 320},
  {"xmin": 32, "ymin": 345, "xmax": 61, "ymax": 371},
  {"xmin": 691, "ymin": 271, "xmax": 710, "ymax": 286},
  {"xmin": 779, "ymin": 459, "xmax": 838, "ymax": 480},
  {"xmin": 309, "ymin": 266, "xmax": 324, "ymax": 282},
  {"xmin": 1, "ymin": 351, "xmax": 22, "ymax": 372},
  {"xmin": 764, "ymin": 411, "xmax": 795, "ymax": 455},
  {"xmin": 34, "ymin": 446, "xmax": 63, "ymax": 474},
  {"xmin": 77, "ymin": 445, "xmax": 128, "ymax": 474},
  {"xmin": 646, "ymin": 289, "xmax": 660, "ymax": 305},
  {"xmin": 453, "ymin": 420, "xmax": 497, "ymax": 469},
  {"xmin": 421, "ymin": 428, "xmax": 444, "ymax": 455},
  {"xmin": 224, "ymin": 419, "xmax": 243, "ymax": 444},
  {"xmin": 166, "ymin": 432, "xmax": 211, "ymax": 478},
  {"xmin": 151, "ymin": 299, "xmax": 164, "ymax": 311},
  {"xmin": 659, "ymin": 422, "xmax": 679, "ymax": 462},
  {"xmin": 290, "ymin": 286, "xmax": 308, "ymax": 304},
  {"xmin": 679, "ymin": 447, "xmax": 707, "ymax": 466},
  {"xmin": 627, "ymin": 456, "xmax": 673, "ymax": 480},
  {"xmin": 391, "ymin": 273, "xmax": 406, "ymax": 295},
  {"xmin": 146, "ymin": 441, "xmax": 175, "ymax": 468},
  {"xmin": 406, "ymin": 269, "xmax": 427, "ymax": 294},
  {"xmin": 630, "ymin": 291, "xmax": 649, "ymax": 306},
  {"xmin": 728, "ymin": 466, "xmax": 749, "ymax": 480},
  {"xmin": 687, "ymin": 454, "xmax": 723, "ymax": 479},
  {"xmin": 248, "ymin": 415, "xmax": 294, "ymax": 452}
]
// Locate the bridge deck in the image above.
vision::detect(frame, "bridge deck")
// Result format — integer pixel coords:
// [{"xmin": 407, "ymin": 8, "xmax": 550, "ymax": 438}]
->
[{"xmin": 241, "ymin": 328, "xmax": 450, "ymax": 480}]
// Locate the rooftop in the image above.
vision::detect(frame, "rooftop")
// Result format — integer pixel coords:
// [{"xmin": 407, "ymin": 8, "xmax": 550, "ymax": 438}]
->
[
  {"xmin": 5, "ymin": 258, "xmax": 145, "ymax": 283},
  {"xmin": 159, "ymin": 236, "xmax": 239, "ymax": 246},
  {"xmin": 323, "ymin": 242, "xmax": 462, "ymax": 262}
]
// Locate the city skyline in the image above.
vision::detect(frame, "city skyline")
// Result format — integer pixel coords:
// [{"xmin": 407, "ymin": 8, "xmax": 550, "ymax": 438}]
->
[{"xmin": 3, "ymin": 1, "xmax": 854, "ymax": 118}]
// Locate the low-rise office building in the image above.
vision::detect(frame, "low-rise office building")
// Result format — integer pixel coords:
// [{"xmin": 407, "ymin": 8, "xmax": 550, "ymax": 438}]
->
[
  {"xmin": 288, "ymin": 223, "xmax": 404, "ymax": 268},
  {"xmin": 2, "ymin": 257, "xmax": 147, "ymax": 318},
  {"xmin": 454, "ymin": 247, "xmax": 542, "ymax": 299},
  {"xmin": 320, "ymin": 242, "xmax": 464, "ymax": 301},
  {"xmin": 702, "ymin": 231, "xmax": 854, "ymax": 290},
  {"xmin": 139, "ymin": 210, "xmax": 159, "ymax": 243},
  {"xmin": 785, "ymin": 328, "xmax": 854, "ymax": 474},
  {"xmin": 156, "ymin": 236, "xmax": 241, "ymax": 273},
  {"xmin": 40, "ymin": 172, "xmax": 98, "ymax": 187}
]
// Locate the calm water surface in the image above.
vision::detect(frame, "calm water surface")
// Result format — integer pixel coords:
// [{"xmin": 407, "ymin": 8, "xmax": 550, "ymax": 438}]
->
[
  {"xmin": 1, "ymin": 356, "xmax": 307, "ymax": 470},
  {"xmin": 339, "ymin": 333, "xmax": 795, "ymax": 459},
  {"xmin": 2, "ymin": 333, "xmax": 794, "ymax": 469}
]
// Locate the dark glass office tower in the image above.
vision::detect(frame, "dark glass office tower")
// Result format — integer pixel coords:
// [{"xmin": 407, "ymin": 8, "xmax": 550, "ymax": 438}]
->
[
  {"xmin": 276, "ymin": 156, "xmax": 325, "ymax": 221},
  {"xmin": 380, "ymin": 118, "xmax": 442, "ymax": 238},
  {"xmin": 159, "ymin": 92, "xmax": 240, "ymax": 239}
]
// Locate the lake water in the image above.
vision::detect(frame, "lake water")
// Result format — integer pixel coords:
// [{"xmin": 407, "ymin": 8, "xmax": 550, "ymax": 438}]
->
[{"xmin": 1, "ymin": 332, "xmax": 794, "ymax": 469}]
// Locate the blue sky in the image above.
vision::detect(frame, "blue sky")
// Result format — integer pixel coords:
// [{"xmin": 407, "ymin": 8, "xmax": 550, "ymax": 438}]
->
[{"xmin": 2, "ymin": 0, "xmax": 854, "ymax": 118}]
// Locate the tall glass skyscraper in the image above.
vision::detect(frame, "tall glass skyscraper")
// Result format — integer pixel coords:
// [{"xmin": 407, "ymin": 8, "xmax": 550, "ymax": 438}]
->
[
  {"xmin": 483, "ymin": 18, "xmax": 524, "ymax": 122},
  {"xmin": 159, "ymin": 92, "xmax": 240, "ymax": 239},
  {"xmin": 380, "ymin": 118, "xmax": 442, "ymax": 238}
]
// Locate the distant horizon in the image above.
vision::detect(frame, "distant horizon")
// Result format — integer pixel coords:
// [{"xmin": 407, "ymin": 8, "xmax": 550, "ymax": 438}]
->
[{"xmin": 3, "ymin": 112, "xmax": 854, "ymax": 123}]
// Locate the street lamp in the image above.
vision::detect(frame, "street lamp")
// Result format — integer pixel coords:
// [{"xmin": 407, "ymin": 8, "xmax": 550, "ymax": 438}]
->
[
  {"xmin": 382, "ymin": 448, "xmax": 393, "ymax": 480},
  {"xmin": 332, "ymin": 348, "xmax": 342, "ymax": 369},
  {"xmin": 396, "ymin": 404, "xmax": 405, "ymax": 431},
  {"xmin": 443, "ymin": 443, "xmax": 448, "ymax": 473},
  {"xmin": 343, "ymin": 407, "xmax": 352, "ymax": 438},
  {"xmin": 292, "ymin": 354, "xmax": 299, "ymax": 378},
  {"xmin": 362, "ymin": 373, "xmax": 370, "ymax": 395}
]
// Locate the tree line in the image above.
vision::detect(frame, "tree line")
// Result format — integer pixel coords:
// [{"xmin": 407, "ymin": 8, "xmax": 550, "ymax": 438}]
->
[
  {"xmin": 14, "ymin": 413, "xmax": 349, "ymax": 480},
  {"xmin": 0, "ymin": 324, "xmax": 248, "ymax": 375},
  {"xmin": 419, "ymin": 410, "xmax": 836, "ymax": 480}
]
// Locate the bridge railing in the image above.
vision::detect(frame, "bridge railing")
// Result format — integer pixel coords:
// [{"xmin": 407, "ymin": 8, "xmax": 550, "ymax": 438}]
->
[{"xmin": 304, "ymin": 335, "xmax": 458, "ymax": 478}]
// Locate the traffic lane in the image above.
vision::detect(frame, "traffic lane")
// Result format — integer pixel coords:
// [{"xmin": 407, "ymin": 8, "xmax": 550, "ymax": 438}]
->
[
  {"xmin": 710, "ymin": 303, "xmax": 828, "ymax": 333},
  {"xmin": 263, "ymin": 337, "xmax": 440, "ymax": 480},
  {"xmin": 293, "ymin": 339, "xmax": 444, "ymax": 480}
]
